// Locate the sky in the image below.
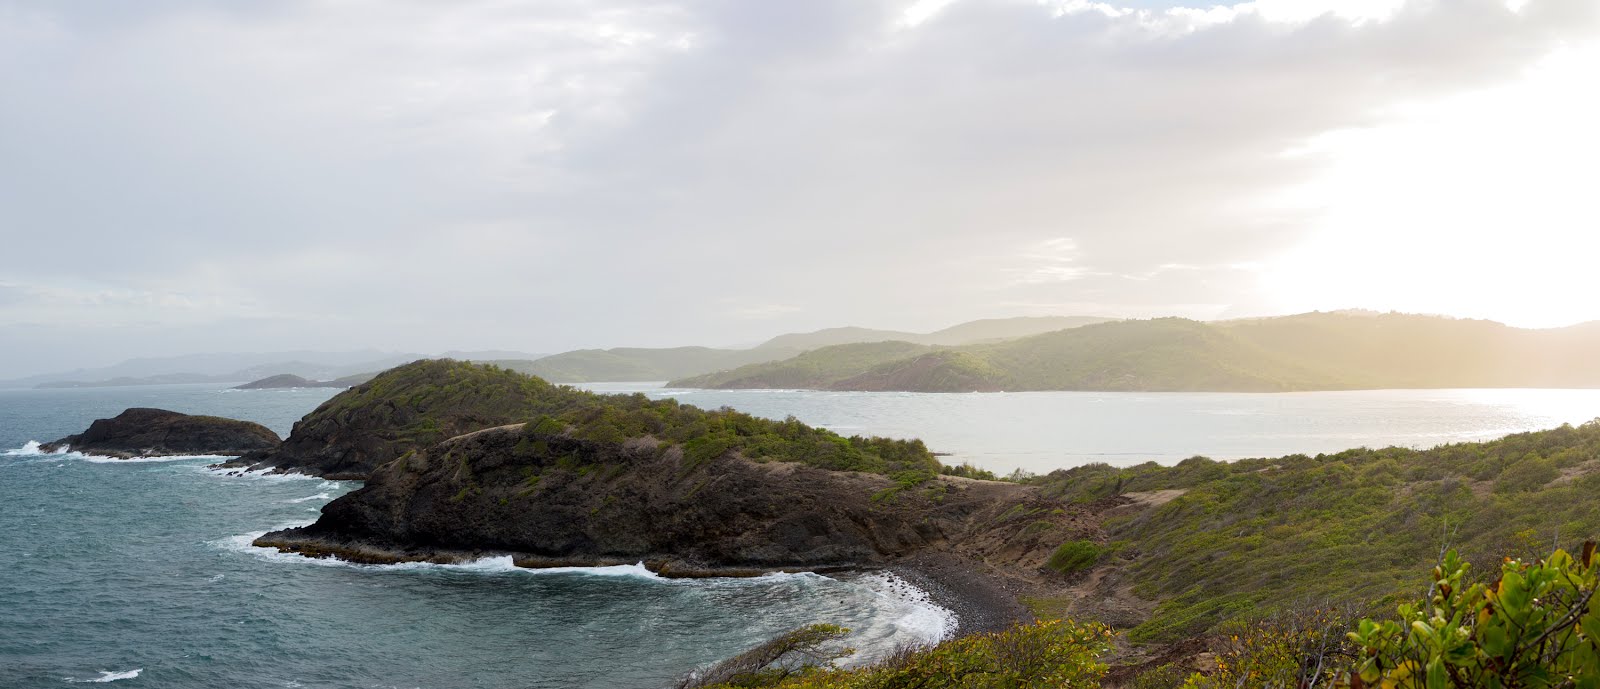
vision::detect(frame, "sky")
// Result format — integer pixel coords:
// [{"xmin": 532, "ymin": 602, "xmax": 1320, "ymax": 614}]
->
[{"xmin": 1, "ymin": 0, "xmax": 1597, "ymax": 377}]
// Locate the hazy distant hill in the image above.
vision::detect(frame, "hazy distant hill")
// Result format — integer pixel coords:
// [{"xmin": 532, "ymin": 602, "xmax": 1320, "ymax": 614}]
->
[
  {"xmin": 505, "ymin": 347, "xmax": 797, "ymax": 383},
  {"xmin": 753, "ymin": 316, "xmax": 1113, "ymax": 351},
  {"xmin": 6, "ymin": 349, "xmax": 544, "ymax": 390},
  {"xmin": 671, "ymin": 341, "xmax": 935, "ymax": 389},
  {"xmin": 517, "ymin": 316, "xmax": 1113, "ymax": 383},
  {"xmin": 671, "ymin": 313, "xmax": 1600, "ymax": 392}
]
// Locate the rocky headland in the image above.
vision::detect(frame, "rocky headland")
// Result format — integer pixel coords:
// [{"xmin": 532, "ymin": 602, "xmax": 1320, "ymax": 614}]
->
[
  {"xmin": 244, "ymin": 359, "xmax": 1127, "ymax": 635},
  {"xmin": 220, "ymin": 359, "xmax": 588, "ymax": 479},
  {"xmin": 41, "ymin": 407, "xmax": 281, "ymax": 459}
]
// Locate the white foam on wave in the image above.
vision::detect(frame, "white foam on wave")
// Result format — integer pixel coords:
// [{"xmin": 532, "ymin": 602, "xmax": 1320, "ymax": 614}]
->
[
  {"xmin": 283, "ymin": 493, "xmax": 333, "ymax": 504},
  {"xmin": 64, "ymin": 668, "xmax": 142, "ymax": 683},
  {"xmin": 215, "ymin": 533, "xmax": 815, "ymax": 586},
  {"xmin": 3, "ymin": 440, "xmax": 44, "ymax": 456},
  {"xmin": 4, "ymin": 441, "xmax": 225, "ymax": 463},
  {"xmin": 856, "ymin": 572, "xmax": 958, "ymax": 644},
  {"xmin": 518, "ymin": 561, "xmax": 664, "ymax": 580},
  {"xmin": 76, "ymin": 452, "xmax": 228, "ymax": 464},
  {"xmin": 197, "ymin": 464, "xmax": 329, "ymax": 482}
]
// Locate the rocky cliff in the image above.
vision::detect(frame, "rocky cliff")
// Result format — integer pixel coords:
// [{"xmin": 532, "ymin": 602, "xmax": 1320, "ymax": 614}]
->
[{"xmin": 255, "ymin": 422, "xmax": 1094, "ymax": 577}]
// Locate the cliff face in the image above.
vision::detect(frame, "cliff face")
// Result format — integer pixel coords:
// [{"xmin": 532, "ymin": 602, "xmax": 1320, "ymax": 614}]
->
[
  {"xmin": 41, "ymin": 408, "xmax": 280, "ymax": 459},
  {"xmin": 255, "ymin": 423, "xmax": 1090, "ymax": 575},
  {"xmin": 228, "ymin": 360, "xmax": 587, "ymax": 479}
]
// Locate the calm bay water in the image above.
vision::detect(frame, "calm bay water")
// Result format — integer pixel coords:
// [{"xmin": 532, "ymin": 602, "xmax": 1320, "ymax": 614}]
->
[
  {"xmin": 587, "ymin": 384, "xmax": 1600, "ymax": 474},
  {"xmin": 3, "ymin": 382, "xmax": 1599, "ymax": 687}
]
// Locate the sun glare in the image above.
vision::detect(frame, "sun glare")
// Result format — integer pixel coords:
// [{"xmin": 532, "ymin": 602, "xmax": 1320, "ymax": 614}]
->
[{"xmin": 1260, "ymin": 42, "xmax": 1600, "ymax": 328}]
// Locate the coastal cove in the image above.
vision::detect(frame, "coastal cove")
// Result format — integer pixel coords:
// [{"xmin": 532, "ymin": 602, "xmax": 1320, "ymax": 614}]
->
[{"xmin": 3, "ymin": 382, "xmax": 1599, "ymax": 687}]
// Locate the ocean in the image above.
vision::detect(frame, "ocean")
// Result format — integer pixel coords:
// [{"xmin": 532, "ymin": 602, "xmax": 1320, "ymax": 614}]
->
[{"xmin": 2, "ymin": 383, "xmax": 1597, "ymax": 687}]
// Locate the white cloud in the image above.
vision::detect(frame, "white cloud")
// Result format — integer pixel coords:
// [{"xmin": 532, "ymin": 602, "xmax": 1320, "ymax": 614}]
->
[{"xmin": 0, "ymin": 0, "xmax": 1596, "ymax": 375}]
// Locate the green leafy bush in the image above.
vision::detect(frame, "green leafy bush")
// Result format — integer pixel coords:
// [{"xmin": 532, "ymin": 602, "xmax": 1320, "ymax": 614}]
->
[
  {"xmin": 1346, "ymin": 543, "xmax": 1599, "ymax": 688},
  {"xmin": 1047, "ymin": 540, "xmax": 1104, "ymax": 575}
]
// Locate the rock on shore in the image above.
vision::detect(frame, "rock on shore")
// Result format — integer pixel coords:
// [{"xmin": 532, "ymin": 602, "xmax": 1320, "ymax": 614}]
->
[{"xmin": 41, "ymin": 408, "xmax": 280, "ymax": 459}]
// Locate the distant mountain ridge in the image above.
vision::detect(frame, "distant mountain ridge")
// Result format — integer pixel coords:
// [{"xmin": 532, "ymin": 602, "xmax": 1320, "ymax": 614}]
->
[
  {"xmin": 754, "ymin": 316, "xmax": 1114, "ymax": 351},
  {"xmin": 520, "ymin": 316, "xmax": 1115, "ymax": 383},
  {"xmin": 671, "ymin": 313, "xmax": 1600, "ymax": 392}
]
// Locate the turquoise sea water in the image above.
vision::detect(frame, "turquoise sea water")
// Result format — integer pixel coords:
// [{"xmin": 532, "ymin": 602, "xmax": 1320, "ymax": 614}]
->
[{"xmin": 3, "ymin": 383, "xmax": 1599, "ymax": 687}]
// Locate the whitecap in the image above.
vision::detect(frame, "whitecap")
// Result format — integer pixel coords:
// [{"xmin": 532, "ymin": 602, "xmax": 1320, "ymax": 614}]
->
[
  {"xmin": 517, "ymin": 561, "xmax": 663, "ymax": 580},
  {"xmin": 856, "ymin": 572, "xmax": 958, "ymax": 644},
  {"xmin": 3, "ymin": 442, "xmax": 224, "ymax": 463},
  {"xmin": 283, "ymin": 493, "xmax": 333, "ymax": 504},
  {"xmin": 3, "ymin": 440, "xmax": 44, "ymax": 456},
  {"xmin": 196, "ymin": 465, "xmax": 327, "ymax": 482},
  {"xmin": 75, "ymin": 452, "xmax": 228, "ymax": 464},
  {"xmin": 65, "ymin": 668, "xmax": 142, "ymax": 683}
]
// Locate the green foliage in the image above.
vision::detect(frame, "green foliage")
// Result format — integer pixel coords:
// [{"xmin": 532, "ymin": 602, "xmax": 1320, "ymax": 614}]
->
[
  {"xmin": 1178, "ymin": 606, "xmax": 1357, "ymax": 689},
  {"xmin": 940, "ymin": 463, "xmax": 1000, "ymax": 481},
  {"xmin": 1046, "ymin": 540, "xmax": 1104, "ymax": 575},
  {"xmin": 521, "ymin": 394, "xmax": 941, "ymax": 476},
  {"xmin": 870, "ymin": 470, "xmax": 935, "ymax": 502},
  {"xmin": 1346, "ymin": 543, "xmax": 1600, "ymax": 688},
  {"xmin": 1035, "ymin": 422, "xmax": 1600, "ymax": 641},
  {"xmin": 695, "ymin": 620, "xmax": 1113, "ymax": 689}
]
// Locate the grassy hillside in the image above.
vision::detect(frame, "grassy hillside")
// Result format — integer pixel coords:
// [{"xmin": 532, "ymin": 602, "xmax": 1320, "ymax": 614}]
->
[
  {"xmin": 668, "ymin": 341, "xmax": 934, "ymax": 389},
  {"xmin": 1222, "ymin": 311, "xmax": 1600, "ymax": 388},
  {"xmin": 1033, "ymin": 420, "xmax": 1600, "ymax": 643},
  {"xmin": 675, "ymin": 312, "xmax": 1600, "ymax": 392}
]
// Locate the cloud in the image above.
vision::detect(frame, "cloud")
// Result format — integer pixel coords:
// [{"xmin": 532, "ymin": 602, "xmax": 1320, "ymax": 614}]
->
[{"xmin": 0, "ymin": 0, "xmax": 1596, "ymax": 376}]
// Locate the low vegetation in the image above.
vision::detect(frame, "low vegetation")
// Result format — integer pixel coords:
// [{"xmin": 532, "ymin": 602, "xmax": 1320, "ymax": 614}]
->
[
  {"xmin": 688, "ymin": 620, "xmax": 1114, "ymax": 689},
  {"xmin": 528, "ymin": 390, "xmax": 941, "ymax": 475},
  {"xmin": 1030, "ymin": 421, "xmax": 1600, "ymax": 644}
]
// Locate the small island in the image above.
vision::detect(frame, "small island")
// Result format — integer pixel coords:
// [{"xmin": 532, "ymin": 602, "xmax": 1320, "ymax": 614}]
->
[
  {"xmin": 233, "ymin": 373, "xmax": 373, "ymax": 390},
  {"xmin": 41, "ymin": 408, "xmax": 281, "ymax": 459}
]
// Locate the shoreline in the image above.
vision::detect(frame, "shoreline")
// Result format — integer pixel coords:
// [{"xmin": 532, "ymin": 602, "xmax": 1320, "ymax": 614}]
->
[
  {"xmin": 255, "ymin": 528, "xmax": 1032, "ymax": 637},
  {"xmin": 886, "ymin": 552, "xmax": 1034, "ymax": 637}
]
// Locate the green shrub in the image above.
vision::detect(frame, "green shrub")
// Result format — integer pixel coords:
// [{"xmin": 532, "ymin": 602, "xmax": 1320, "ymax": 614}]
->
[
  {"xmin": 1047, "ymin": 540, "xmax": 1104, "ymax": 575},
  {"xmin": 1346, "ymin": 543, "xmax": 1599, "ymax": 688}
]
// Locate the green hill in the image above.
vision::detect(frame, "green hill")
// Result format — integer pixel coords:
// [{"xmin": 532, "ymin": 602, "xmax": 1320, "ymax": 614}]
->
[
  {"xmin": 753, "ymin": 316, "xmax": 1113, "ymax": 351},
  {"xmin": 673, "ymin": 312, "xmax": 1600, "ymax": 392},
  {"xmin": 512, "ymin": 316, "xmax": 1111, "ymax": 384},
  {"xmin": 670, "ymin": 341, "xmax": 934, "ymax": 389},
  {"xmin": 503, "ymin": 347, "xmax": 795, "ymax": 383}
]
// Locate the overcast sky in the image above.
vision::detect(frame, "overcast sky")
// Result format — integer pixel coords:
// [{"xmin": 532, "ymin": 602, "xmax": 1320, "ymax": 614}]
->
[{"xmin": 2, "ymin": 0, "xmax": 1597, "ymax": 377}]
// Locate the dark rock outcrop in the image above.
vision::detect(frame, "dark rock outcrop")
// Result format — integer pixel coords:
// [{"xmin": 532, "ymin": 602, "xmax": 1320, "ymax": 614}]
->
[
  {"xmin": 254, "ymin": 423, "xmax": 1095, "ymax": 578},
  {"xmin": 41, "ymin": 408, "xmax": 280, "ymax": 459}
]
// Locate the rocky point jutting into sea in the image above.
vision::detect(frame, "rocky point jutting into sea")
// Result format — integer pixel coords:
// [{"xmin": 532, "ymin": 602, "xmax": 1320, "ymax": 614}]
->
[
  {"xmin": 239, "ymin": 360, "xmax": 1118, "ymax": 632},
  {"xmin": 40, "ymin": 407, "xmax": 281, "ymax": 459}
]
